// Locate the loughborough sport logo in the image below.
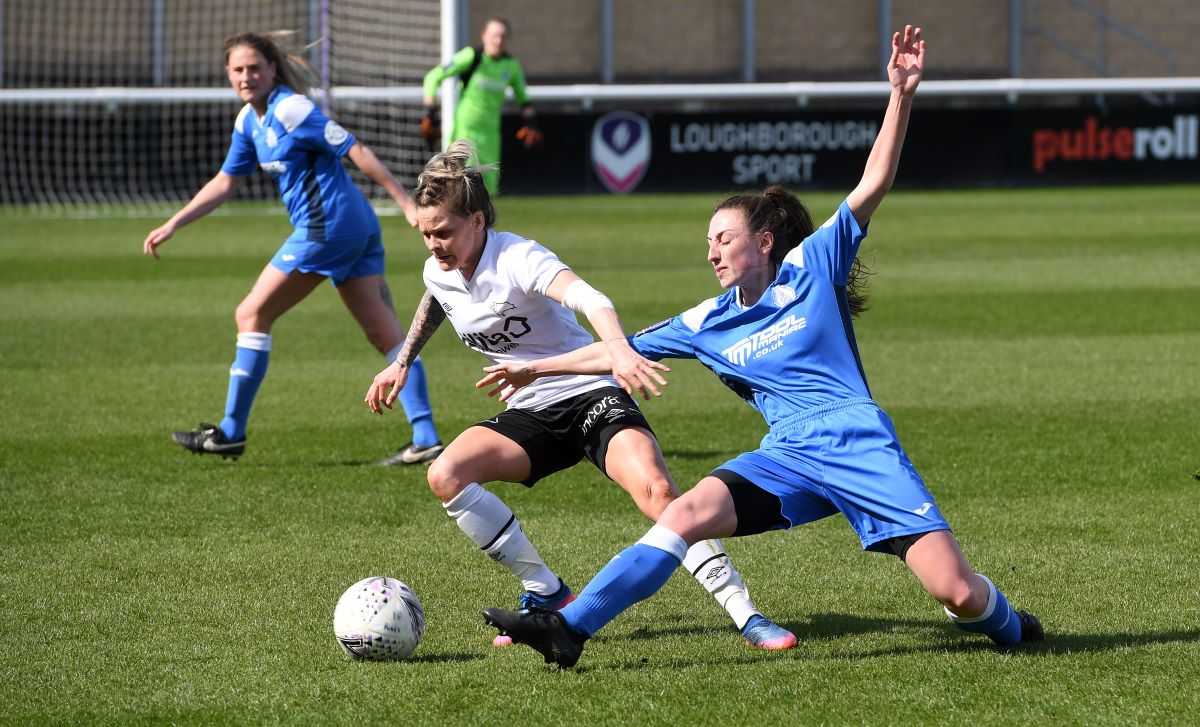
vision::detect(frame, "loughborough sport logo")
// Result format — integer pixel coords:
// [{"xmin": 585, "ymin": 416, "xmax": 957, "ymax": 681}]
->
[{"xmin": 592, "ymin": 112, "xmax": 651, "ymax": 194}]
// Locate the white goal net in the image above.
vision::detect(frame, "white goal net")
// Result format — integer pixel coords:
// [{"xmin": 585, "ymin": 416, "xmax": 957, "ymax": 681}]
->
[{"xmin": 0, "ymin": 0, "xmax": 441, "ymax": 214}]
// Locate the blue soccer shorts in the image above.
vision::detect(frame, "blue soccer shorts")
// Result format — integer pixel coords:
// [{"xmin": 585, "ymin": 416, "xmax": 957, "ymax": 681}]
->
[
  {"xmin": 716, "ymin": 397, "xmax": 951, "ymax": 552},
  {"xmin": 269, "ymin": 231, "xmax": 385, "ymax": 287}
]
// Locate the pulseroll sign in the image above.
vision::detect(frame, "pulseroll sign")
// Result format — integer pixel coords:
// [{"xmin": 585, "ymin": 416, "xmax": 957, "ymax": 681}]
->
[{"xmin": 499, "ymin": 106, "xmax": 1200, "ymax": 194}]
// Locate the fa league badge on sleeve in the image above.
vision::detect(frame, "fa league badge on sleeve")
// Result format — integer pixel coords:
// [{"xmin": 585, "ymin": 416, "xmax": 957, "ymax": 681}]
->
[
  {"xmin": 591, "ymin": 111, "xmax": 651, "ymax": 194},
  {"xmin": 324, "ymin": 120, "xmax": 349, "ymax": 146}
]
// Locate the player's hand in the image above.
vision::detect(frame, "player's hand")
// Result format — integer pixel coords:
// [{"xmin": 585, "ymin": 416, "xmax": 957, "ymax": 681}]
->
[
  {"xmin": 143, "ymin": 223, "xmax": 176, "ymax": 259},
  {"xmin": 401, "ymin": 196, "xmax": 419, "ymax": 228},
  {"xmin": 419, "ymin": 108, "xmax": 439, "ymax": 141},
  {"xmin": 515, "ymin": 124, "xmax": 544, "ymax": 149},
  {"xmin": 365, "ymin": 361, "xmax": 410, "ymax": 414},
  {"xmin": 476, "ymin": 363, "xmax": 538, "ymax": 403},
  {"xmin": 887, "ymin": 25, "xmax": 924, "ymax": 96},
  {"xmin": 604, "ymin": 339, "xmax": 670, "ymax": 400}
]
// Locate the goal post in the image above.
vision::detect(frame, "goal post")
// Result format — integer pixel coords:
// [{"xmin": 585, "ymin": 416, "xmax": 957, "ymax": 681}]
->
[{"xmin": 0, "ymin": 0, "xmax": 446, "ymax": 214}]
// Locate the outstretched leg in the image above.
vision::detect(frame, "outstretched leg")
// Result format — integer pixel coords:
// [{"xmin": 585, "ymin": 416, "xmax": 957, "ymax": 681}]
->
[
  {"xmin": 904, "ymin": 530, "xmax": 1043, "ymax": 645},
  {"xmin": 483, "ymin": 477, "xmax": 742, "ymax": 666},
  {"xmin": 603, "ymin": 429, "xmax": 795, "ymax": 648}
]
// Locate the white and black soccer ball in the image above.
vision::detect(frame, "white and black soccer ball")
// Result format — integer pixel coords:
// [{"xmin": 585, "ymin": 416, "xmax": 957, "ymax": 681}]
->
[{"xmin": 333, "ymin": 576, "xmax": 424, "ymax": 661}]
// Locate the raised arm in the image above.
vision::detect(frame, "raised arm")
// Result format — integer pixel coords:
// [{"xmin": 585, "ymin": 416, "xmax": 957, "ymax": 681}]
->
[
  {"xmin": 365, "ymin": 290, "xmax": 446, "ymax": 414},
  {"xmin": 346, "ymin": 141, "xmax": 418, "ymax": 227},
  {"xmin": 142, "ymin": 172, "xmax": 244, "ymax": 258},
  {"xmin": 845, "ymin": 24, "xmax": 924, "ymax": 228}
]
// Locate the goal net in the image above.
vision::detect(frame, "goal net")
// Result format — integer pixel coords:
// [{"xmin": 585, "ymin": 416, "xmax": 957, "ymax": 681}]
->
[{"xmin": 0, "ymin": 0, "xmax": 442, "ymax": 214}]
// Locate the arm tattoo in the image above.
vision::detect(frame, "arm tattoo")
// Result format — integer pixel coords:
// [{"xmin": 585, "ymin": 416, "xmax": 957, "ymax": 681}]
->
[{"xmin": 394, "ymin": 291, "xmax": 446, "ymax": 367}]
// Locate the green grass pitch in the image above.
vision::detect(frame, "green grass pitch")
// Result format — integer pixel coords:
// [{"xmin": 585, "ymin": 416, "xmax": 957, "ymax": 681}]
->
[{"xmin": 1, "ymin": 186, "xmax": 1198, "ymax": 724}]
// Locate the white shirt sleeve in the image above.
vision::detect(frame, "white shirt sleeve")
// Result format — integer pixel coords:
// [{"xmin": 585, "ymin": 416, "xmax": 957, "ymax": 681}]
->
[{"xmin": 510, "ymin": 239, "xmax": 570, "ymax": 296}]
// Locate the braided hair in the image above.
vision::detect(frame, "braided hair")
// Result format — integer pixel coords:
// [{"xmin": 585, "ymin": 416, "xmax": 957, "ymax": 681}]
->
[{"xmin": 413, "ymin": 140, "xmax": 497, "ymax": 227}]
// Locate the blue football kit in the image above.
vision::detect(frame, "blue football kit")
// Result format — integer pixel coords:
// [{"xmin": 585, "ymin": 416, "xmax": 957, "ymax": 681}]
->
[
  {"xmin": 556, "ymin": 199, "xmax": 1030, "ymax": 648},
  {"xmin": 209, "ymin": 86, "xmax": 435, "ymax": 447},
  {"xmin": 221, "ymin": 85, "xmax": 385, "ymax": 285},
  {"xmin": 631, "ymin": 200, "xmax": 949, "ymax": 550}
]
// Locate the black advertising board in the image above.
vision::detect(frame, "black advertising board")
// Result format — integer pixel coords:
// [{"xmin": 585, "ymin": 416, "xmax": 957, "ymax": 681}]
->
[{"xmin": 499, "ymin": 105, "xmax": 1198, "ymax": 195}]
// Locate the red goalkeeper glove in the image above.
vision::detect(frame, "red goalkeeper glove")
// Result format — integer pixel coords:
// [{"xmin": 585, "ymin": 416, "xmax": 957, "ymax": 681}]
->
[
  {"xmin": 515, "ymin": 123, "xmax": 544, "ymax": 149},
  {"xmin": 419, "ymin": 108, "xmax": 439, "ymax": 141}
]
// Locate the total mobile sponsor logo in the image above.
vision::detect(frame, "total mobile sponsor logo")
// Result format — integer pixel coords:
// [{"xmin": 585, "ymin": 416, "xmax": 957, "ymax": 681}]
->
[
  {"xmin": 721, "ymin": 314, "xmax": 807, "ymax": 366},
  {"xmin": 1032, "ymin": 114, "xmax": 1198, "ymax": 173},
  {"xmin": 460, "ymin": 315, "xmax": 531, "ymax": 355}
]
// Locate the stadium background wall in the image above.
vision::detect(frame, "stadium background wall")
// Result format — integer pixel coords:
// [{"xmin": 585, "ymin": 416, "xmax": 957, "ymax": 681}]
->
[
  {"xmin": 4, "ymin": 0, "xmax": 1199, "ymax": 206},
  {"xmin": 498, "ymin": 105, "xmax": 1200, "ymax": 195}
]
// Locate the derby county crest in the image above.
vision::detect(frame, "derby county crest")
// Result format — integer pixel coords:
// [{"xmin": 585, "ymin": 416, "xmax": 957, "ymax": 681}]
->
[{"xmin": 591, "ymin": 112, "xmax": 651, "ymax": 194}]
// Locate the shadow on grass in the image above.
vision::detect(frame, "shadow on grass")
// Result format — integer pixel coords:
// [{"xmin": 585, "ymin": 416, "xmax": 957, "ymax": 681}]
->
[
  {"xmin": 309, "ymin": 459, "xmax": 378, "ymax": 468},
  {"xmin": 569, "ymin": 612, "xmax": 1200, "ymax": 672}
]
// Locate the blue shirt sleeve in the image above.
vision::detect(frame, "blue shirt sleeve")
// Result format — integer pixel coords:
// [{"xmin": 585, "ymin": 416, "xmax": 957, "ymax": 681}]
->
[
  {"xmin": 791, "ymin": 199, "xmax": 867, "ymax": 285},
  {"xmin": 630, "ymin": 316, "xmax": 697, "ymax": 361},
  {"xmin": 290, "ymin": 105, "xmax": 357, "ymax": 158},
  {"xmin": 220, "ymin": 127, "xmax": 257, "ymax": 176}
]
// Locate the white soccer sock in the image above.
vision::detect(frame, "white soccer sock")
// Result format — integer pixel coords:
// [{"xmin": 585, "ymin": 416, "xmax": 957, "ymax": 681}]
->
[
  {"xmin": 443, "ymin": 483, "xmax": 558, "ymax": 595},
  {"xmin": 682, "ymin": 538, "xmax": 760, "ymax": 629}
]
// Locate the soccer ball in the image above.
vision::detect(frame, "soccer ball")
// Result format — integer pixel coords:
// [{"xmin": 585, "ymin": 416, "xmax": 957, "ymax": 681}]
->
[{"xmin": 333, "ymin": 576, "xmax": 425, "ymax": 660}]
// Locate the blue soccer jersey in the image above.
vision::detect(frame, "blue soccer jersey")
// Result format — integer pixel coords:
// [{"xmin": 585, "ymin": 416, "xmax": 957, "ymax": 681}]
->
[
  {"xmin": 221, "ymin": 85, "xmax": 378, "ymax": 243},
  {"xmin": 633, "ymin": 200, "xmax": 951, "ymax": 548},
  {"xmin": 632, "ymin": 200, "xmax": 871, "ymax": 427}
]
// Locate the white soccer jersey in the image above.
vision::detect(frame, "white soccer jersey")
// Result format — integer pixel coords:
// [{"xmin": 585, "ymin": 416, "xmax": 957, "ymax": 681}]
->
[{"xmin": 423, "ymin": 229, "xmax": 616, "ymax": 410}]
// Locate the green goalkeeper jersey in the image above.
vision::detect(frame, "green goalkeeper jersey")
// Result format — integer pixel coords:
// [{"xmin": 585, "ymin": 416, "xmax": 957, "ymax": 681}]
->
[{"xmin": 423, "ymin": 46, "xmax": 530, "ymax": 134}]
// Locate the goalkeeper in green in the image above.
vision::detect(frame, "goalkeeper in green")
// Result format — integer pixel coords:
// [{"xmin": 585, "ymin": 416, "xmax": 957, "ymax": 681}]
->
[{"xmin": 422, "ymin": 17, "xmax": 541, "ymax": 195}]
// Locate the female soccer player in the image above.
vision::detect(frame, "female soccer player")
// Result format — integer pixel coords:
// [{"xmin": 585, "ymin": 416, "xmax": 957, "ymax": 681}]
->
[
  {"xmin": 143, "ymin": 31, "xmax": 441, "ymax": 464},
  {"xmin": 480, "ymin": 26, "xmax": 1044, "ymax": 667},
  {"xmin": 364, "ymin": 140, "xmax": 794, "ymax": 649}
]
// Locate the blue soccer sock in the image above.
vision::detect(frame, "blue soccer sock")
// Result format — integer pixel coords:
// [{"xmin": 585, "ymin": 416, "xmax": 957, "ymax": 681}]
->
[
  {"xmin": 945, "ymin": 573, "xmax": 1023, "ymax": 646},
  {"xmin": 560, "ymin": 525, "xmax": 689, "ymax": 637},
  {"xmin": 385, "ymin": 346, "xmax": 438, "ymax": 447},
  {"xmin": 219, "ymin": 332, "xmax": 271, "ymax": 441}
]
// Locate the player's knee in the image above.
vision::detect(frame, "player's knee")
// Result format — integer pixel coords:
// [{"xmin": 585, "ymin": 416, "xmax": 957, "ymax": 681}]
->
[
  {"xmin": 360, "ymin": 326, "xmax": 390, "ymax": 354},
  {"xmin": 234, "ymin": 299, "xmax": 260, "ymax": 330},
  {"xmin": 634, "ymin": 474, "xmax": 678, "ymax": 519},
  {"xmin": 929, "ymin": 577, "xmax": 977, "ymax": 613},
  {"xmin": 426, "ymin": 459, "xmax": 467, "ymax": 503},
  {"xmin": 235, "ymin": 299, "xmax": 278, "ymax": 333},
  {"xmin": 657, "ymin": 493, "xmax": 704, "ymax": 532}
]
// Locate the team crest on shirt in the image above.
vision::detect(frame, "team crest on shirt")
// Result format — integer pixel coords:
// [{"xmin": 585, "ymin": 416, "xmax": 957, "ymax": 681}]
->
[
  {"xmin": 771, "ymin": 286, "xmax": 796, "ymax": 307},
  {"xmin": 324, "ymin": 120, "xmax": 349, "ymax": 145},
  {"xmin": 592, "ymin": 111, "xmax": 651, "ymax": 194},
  {"xmin": 489, "ymin": 301, "xmax": 518, "ymax": 317}
]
